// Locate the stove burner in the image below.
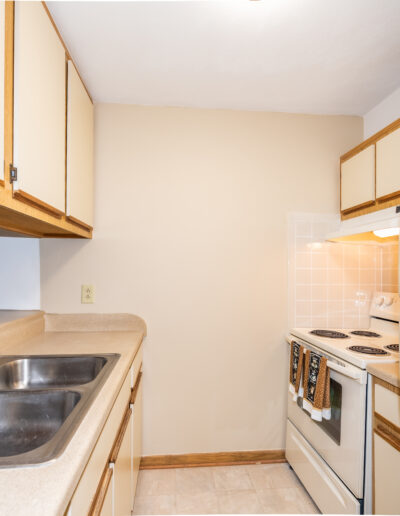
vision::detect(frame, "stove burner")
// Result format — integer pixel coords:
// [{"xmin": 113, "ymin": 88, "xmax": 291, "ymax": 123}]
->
[
  {"xmin": 350, "ymin": 330, "xmax": 381, "ymax": 338},
  {"xmin": 348, "ymin": 345, "xmax": 389, "ymax": 355},
  {"xmin": 310, "ymin": 330, "xmax": 349, "ymax": 339},
  {"xmin": 385, "ymin": 344, "xmax": 399, "ymax": 352}
]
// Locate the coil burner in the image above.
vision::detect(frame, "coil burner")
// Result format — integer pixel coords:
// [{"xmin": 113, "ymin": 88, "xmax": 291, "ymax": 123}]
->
[
  {"xmin": 348, "ymin": 345, "xmax": 388, "ymax": 355},
  {"xmin": 384, "ymin": 344, "xmax": 399, "ymax": 352},
  {"xmin": 350, "ymin": 331, "xmax": 381, "ymax": 338},
  {"xmin": 309, "ymin": 330, "xmax": 349, "ymax": 339}
]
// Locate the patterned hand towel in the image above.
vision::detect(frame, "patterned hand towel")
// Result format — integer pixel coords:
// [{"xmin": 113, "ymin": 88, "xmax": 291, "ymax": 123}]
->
[
  {"xmin": 302, "ymin": 350, "xmax": 331, "ymax": 422},
  {"xmin": 289, "ymin": 341, "xmax": 304, "ymax": 401}
]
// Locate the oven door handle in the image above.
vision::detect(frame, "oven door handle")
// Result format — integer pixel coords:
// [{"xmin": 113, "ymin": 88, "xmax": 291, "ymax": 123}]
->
[{"xmin": 326, "ymin": 360, "xmax": 366, "ymax": 383}]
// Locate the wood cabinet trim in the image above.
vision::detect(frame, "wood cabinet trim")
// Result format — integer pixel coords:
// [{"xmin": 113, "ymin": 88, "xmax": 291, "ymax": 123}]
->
[
  {"xmin": 13, "ymin": 190, "xmax": 64, "ymax": 218},
  {"xmin": 66, "ymin": 214, "xmax": 93, "ymax": 232},
  {"xmin": 340, "ymin": 118, "xmax": 400, "ymax": 163},
  {"xmin": 110, "ymin": 405, "xmax": 132, "ymax": 463},
  {"xmin": 341, "ymin": 199, "xmax": 375, "ymax": 216},
  {"xmin": 374, "ymin": 426, "xmax": 400, "ymax": 453},
  {"xmin": 131, "ymin": 370, "xmax": 143, "ymax": 405},
  {"xmin": 374, "ymin": 376, "xmax": 400, "ymax": 396},
  {"xmin": 376, "ymin": 188, "xmax": 400, "ymax": 203},
  {"xmin": 88, "ymin": 464, "xmax": 113, "ymax": 516}
]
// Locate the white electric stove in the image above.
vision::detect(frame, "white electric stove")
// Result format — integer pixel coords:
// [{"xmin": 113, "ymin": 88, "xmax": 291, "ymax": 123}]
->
[{"xmin": 286, "ymin": 291, "xmax": 399, "ymax": 515}]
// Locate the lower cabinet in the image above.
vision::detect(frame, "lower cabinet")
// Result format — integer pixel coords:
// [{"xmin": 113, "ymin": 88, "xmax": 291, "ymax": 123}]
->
[
  {"xmin": 113, "ymin": 407, "xmax": 133, "ymax": 516},
  {"xmin": 66, "ymin": 347, "xmax": 143, "ymax": 516},
  {"xmin": 373, "ymin": 377, "xmax": 400, "ymax": 515}
]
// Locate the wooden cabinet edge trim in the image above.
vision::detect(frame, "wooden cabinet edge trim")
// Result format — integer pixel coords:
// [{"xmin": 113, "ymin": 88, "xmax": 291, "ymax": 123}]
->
[
  {"xmin": 341, "ymin": 199, "xmax": 375, "ymax": 217},
  {"xmin": 131, "ymin": 370, "xmax": 143, "ymax": 405},
  {"xmin": 374, "ymin": 426, "xmax": 400, "ymax": 453},
  {"xmin": 0, "ymin": 220, "xmax": 42, "ymax": 237},
  {"xmin": 88, "ymin": 464, "xmax": 113, "ymax": 516},
  {"xmin": 66, "ymin": 215, "xmax": 93, "ymax": 231},
  {"xmin": 374, "ymin": 376, "xmax": 400, "ymax": 396},
  {"xmin": 13, "ymin": 190, "xmax": 64, "ymax": 218},
  {"xmin": 109, "ymin": 405, "xmax": 132, "ymax": 463},
  {"xmin": 41, "ymin": 2, "xmax": 93, "ymax": 103},
  {"xmin": 340, "ymin": 118, "xmax": 400, "ymax": 162},
  {"xmin": 374, "ymin": 412, "xmax": 400, "ymax": 437},
  {"xmin": 376, "ymin": 189, "xmax": 400, "ymax": 204}
]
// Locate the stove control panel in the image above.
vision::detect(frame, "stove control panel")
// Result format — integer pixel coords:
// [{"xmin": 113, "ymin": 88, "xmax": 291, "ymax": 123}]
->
[{"xmin": 370, "ymin": 291, "xmax": 400, "ymax": 321}]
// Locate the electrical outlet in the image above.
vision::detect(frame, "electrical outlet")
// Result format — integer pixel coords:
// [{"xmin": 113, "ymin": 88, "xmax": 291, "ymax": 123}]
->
[{"xmin": 81, "ymin": 284, "xmax": 95, "ymax": 304}]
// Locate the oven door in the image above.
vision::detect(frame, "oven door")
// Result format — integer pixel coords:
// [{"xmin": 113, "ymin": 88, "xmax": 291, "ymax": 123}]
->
[{"xmin": 287, "ymin": 336, "xmax": 367, "ymax": 499}]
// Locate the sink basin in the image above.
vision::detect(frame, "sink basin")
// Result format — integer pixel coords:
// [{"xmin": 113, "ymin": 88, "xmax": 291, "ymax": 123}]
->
[
  {"xmin": 0, "ymin": 390, "xmax": 81, "ymax": 457},
  {"xmin": 0, "ymin": 353, "xmax": 120, "ymax": 467},
  {"xmin": 0, "ymin": 356, "xmax": 107, "ymax": 389}
]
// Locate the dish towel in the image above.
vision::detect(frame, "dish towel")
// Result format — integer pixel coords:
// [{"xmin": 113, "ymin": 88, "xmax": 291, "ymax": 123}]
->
[
  {"xmin": 289, "ymin": 340, "xmax": 305, "ymax": 401},
  {"xmin": 302, "ymin": 350, "xmax": 331, "ymax": 422}
]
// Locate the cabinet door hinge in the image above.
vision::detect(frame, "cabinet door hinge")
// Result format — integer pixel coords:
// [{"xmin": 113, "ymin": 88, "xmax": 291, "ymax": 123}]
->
[{"xmin": 9, "ymin": 165, "xmax": 17, "ymax": 183}]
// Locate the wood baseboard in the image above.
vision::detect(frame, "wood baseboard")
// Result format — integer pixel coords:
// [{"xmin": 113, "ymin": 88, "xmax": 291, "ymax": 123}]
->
[{"xmin": 140, "ymin": 450, "xmax": 286, "ymax": 470}]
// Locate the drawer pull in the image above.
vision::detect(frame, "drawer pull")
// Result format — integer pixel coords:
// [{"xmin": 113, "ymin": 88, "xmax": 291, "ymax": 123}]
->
[
  {"xmin": 88, "ymin": 464, "xmax": 113, "ymax": 516},
  {"xmin": 374, "ymin": 412, "xmax": 400, "ymax": 452},
  {"xmin": 131, "ymin": 371, "xmax": 142, "ymax": 405},
  {"xmin": 110, "ymin": 406, "xmax": 132, "ymax": 463}
]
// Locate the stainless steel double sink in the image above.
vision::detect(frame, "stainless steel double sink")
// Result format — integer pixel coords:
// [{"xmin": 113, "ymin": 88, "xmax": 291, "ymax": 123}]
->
[{"xmin": 0, "ymin": 354, "xmax": 120, "ymax": 467}]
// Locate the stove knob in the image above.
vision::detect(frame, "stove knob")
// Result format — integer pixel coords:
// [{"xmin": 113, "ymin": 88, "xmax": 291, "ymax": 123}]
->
[
  {"xmin": 375, "ymin": 296, "xmax": 384, "ymax": 307},
  {"xmin": 383, "ymin": 296, "xmax": 394, "ymax": 306}
]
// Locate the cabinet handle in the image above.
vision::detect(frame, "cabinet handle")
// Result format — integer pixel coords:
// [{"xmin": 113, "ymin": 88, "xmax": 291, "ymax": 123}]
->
[
  {"xmin": 375, "ymin": 423, "xmax": 400, "ymax": 453},
  {"xmin": 110, "ymin": 406, "xmax": 132, "ymax": 463},
  {"xmin": 88, "ymin": 464, "xmax": 113, "ymax": 516},
  {"xmin": 131, "ymin": 371, "xmax": 142, "ymax": 405}
]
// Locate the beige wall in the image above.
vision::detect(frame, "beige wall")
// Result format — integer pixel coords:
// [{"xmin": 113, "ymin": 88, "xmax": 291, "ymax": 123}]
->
[{"xmin": 40, "ymin": 105, "xmax": 362, "ymax": 455}]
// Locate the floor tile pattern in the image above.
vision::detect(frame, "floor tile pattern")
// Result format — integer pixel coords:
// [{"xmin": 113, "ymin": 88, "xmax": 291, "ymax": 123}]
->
[{"xmin": 133, "ymin": 463, "xmax": 319, "ymax": 514}]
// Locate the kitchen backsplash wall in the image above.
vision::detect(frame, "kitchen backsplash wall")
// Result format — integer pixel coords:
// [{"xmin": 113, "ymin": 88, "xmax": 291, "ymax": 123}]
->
[{"xmin": 288, "ymin": 213, "xmax": 399, "ymax": 329}]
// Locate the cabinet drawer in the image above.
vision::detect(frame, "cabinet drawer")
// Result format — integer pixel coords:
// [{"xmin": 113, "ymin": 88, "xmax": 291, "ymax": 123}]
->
[
  {"xmin": 374, "ymin": 382, "xmax": 400, "ymax": 428},
  {"xmin": 69, "ymin": 371, "xmax": 131, "ymax": 515},
  {"xmin": 341, "ymin": 145, "xmax": 375, "ymax": 212}
]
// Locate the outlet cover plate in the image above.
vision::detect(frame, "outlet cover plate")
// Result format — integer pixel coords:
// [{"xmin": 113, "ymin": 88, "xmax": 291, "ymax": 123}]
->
[{"xmin": 81, "ymin": 284, "xmax": 95, "ymax": 304}]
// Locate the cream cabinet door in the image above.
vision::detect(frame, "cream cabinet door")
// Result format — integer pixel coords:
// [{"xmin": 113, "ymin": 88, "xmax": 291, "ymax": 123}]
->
[
  {"xmin": 341, "ymin": 145, "xmax": 375, "ymax": 212},
  {"xmin": 66, "ymin": 61, "xmax": 94, "ymax": 228},
  {"xmin": 0, "ymin": 1, "xmax": 4, "ymax": 183},
  {"xmin": 374, "ymin": 432, "xmax": 400, "ymax": 514},
  {"xmin": 13, "ymin": 2, "xmax": 66, "ymax": 215},
  {"xmin": 114, "ymin": 409, "xmax": 133, "ymax": 516},
  {"xmin": 132, "ymin": 378, "xmax": 143, "ymax": 503},
  {"xmin": 376, "ymin": 127, "xmax": 400, "ymax": 200}
]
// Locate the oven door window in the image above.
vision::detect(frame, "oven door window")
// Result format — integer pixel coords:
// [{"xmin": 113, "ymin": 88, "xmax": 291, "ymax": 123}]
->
[{"xmin": 297, "ymin": 378, "xmax": 342, "ymax": 445}]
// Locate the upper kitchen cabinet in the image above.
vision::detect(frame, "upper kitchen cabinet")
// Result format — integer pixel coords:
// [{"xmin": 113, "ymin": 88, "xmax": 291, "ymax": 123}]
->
[
  {"xmin": 340, "ymin": 118, "xmax": 400, "ymax": 220},
  {"xmin": 0, "ymin": 1, "xmax": 92, "ymax": 238},
  {"xmin": 13, "ymin": 1, "xmax": 65, "ymax": 216},
  {"xmin": 376, "ymin": 127, "xmax": 400, "ymax": 202},
  {"xmin": 66, "ymin": 60, "xmax": 94, "ymax": 230},
  {"xmin": 340, "ymin": 145, "xmax": 375, "ymax": 213},
  {"xmin": 0, "ymin": 1, "xmax": 4, "ymax": 185}
]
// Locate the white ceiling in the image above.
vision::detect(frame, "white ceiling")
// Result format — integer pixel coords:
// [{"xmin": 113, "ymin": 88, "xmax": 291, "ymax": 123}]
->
[{"xmin": 48, "ymin": 0, "xmax": 400, "ymax": 115}]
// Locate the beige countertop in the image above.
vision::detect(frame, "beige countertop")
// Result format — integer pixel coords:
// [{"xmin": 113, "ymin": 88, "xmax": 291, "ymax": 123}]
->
[
  {"xmin": 0, "ymin": 312, "xmax": 145, "ymax": 516},
  {"xmin": 367, "ymin": 362, "xmax": 400, "ymax": 389}
]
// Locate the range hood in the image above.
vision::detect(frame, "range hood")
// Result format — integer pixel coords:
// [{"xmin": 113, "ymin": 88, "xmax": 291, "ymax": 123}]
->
[{"xmin": 326, "ymin": 206, "xmax": 400, "ymax": 243}]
